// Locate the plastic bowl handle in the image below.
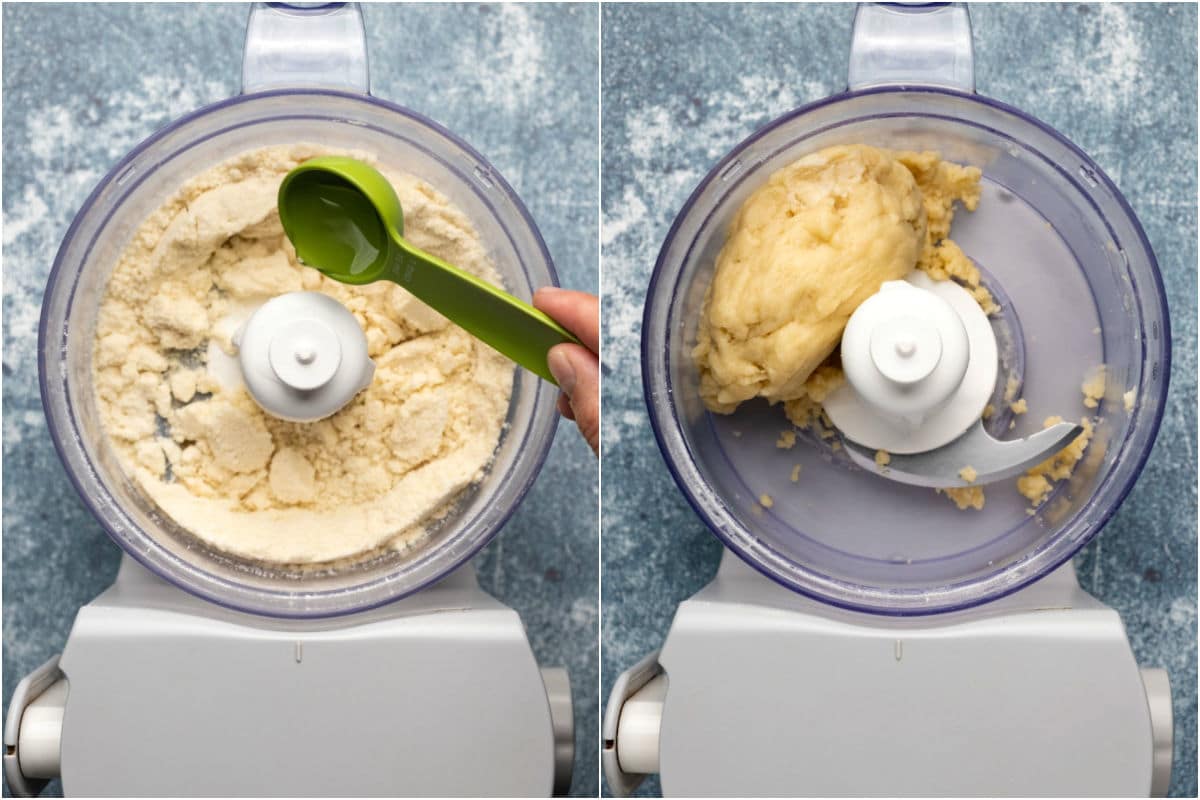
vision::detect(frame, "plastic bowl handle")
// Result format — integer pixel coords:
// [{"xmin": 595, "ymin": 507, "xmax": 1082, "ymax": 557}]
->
[
  {"xmin": 242, "ymin": 2, "xmax": 370, "ymax": 95},
  {"xmin": 848, "ymin": 2, "xmax": 975, "ymax": 93}
]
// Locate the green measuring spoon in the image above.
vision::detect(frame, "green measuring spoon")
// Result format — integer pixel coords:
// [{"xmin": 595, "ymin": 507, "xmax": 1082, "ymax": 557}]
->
[{"xmin": 277, "ymin": 156, "xmax": 579, "ymax": 384}]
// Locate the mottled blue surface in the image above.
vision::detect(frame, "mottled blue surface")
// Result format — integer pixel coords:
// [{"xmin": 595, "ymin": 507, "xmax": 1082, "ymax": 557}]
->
[
  {"xmin": 601, "ymin": 4, "xmax": 1196, "ymax": 797},
  {"xmin": 2, "ymin": 3, "xmax": 597, "ymax": 796}
]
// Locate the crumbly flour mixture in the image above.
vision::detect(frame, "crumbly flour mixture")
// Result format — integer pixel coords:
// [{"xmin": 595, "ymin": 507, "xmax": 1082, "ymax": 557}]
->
[{"xmin": 93, "ymin": 144, "xmax": 513, "ymax": 565}]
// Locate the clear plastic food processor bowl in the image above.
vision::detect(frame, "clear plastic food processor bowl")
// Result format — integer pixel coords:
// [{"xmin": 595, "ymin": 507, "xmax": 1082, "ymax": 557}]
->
[
  {"xmin": 40, "ymin": 89, "xmax": 560, "ymax": 617},
  {"xmin": 644, "ymin": 83, "xmax": 1169, "ymax": 614}
]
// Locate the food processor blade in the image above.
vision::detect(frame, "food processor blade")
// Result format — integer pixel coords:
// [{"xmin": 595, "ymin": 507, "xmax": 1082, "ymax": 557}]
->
[
  {"xmin": 828, "ymin": 270, "xmax": 1083, "ymax": 489},
  {"xmin": 843, "ymin": 418, "xmax": 1084, "ymax": 488}
]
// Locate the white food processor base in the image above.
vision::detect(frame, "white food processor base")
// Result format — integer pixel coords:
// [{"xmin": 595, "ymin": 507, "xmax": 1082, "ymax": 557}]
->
[
  {"xmin": 604, "ymin": 550, "xmax": 1172, "ymax": 797},
  {"xmin": 6, "ymin": 556, "xmax": 574, "ymax": 797}
]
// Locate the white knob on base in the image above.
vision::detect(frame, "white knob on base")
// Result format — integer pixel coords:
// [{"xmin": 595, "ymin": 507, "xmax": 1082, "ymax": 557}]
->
[
  {"xmin": 235, "ymin": 292, "xmax": 375, "ymax": 423},
  {"xmin": 842, "ymin": 279, "xmax": 969, "ymax": 423},
  {"xmin": 869, "ymin": 315, "xmax": 943, "ymax": 386},
  {"xmin": 266, "ymin": 318, "xmax": 343, "ymax": 391},
  {"xmin": 824, "ymin": 271, "xmax": 997, "ymax": 454}
]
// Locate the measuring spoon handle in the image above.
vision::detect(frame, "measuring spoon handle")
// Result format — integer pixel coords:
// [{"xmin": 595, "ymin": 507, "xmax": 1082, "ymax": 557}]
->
[{"xmin": 389, "ymin": 239, "xmax": 581, "ymax": 384}]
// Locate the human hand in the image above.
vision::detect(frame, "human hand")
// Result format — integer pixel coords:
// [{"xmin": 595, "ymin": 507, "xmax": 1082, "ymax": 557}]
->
[{"xmin": 534, "ymin": 287, "xmax": 599, "ymax": 455}]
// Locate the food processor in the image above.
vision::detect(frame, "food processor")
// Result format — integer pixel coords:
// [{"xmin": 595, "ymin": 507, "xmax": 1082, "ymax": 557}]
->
[
  {"xmin": 4, "ymin": 4, "xmax": 573, "ymax": 796},
  {"xmin": 603, "ymin": 4, "xmax": 1173, "ymax": 796}
]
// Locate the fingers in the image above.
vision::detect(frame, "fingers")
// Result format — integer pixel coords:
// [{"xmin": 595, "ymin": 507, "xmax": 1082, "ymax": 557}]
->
[
  {"xmin": 536, "ymin": 287, "xmax": 600, "ymax": 455},
  {"xmin": 557, "ymin": 392, "xmax": 575, "ymax": 420},
  {"xmin": 534, "ymin": 287, "xmax": 600, "ymax": 354},
  {"xmin": 547, "ymin": 343, "xmax": 599, "ymax": 455}
]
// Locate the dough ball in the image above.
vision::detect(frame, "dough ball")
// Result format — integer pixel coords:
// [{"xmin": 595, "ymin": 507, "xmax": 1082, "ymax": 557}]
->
[{"xmin": 695, "ymin": 145, "xmax": 926, "ymax": 412}]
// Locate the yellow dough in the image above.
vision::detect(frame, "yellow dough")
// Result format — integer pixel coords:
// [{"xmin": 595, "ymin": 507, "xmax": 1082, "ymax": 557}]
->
[
  {"xmin": 691, "ymin": 143, "xmax": 1104, "ymax": 516},
  {"xmin": 1017, "ymin": 414, "xmax": 1097, "ymax": 508},
  {"xmin": 694, "ymin": 144, "xmax": 982, "ymax": 417},
  {"xmin": 1082, "ymin": 364, "xmax": 1107, "ymax": 409},
  {"xmin": 938, "ymin": 485, "xmax": 985, "ymax": 511}
]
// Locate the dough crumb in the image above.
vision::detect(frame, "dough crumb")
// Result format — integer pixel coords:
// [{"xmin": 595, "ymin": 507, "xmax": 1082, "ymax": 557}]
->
[
  {"xmin": 1017, "ymin": 416, "xmax": 1096, "ymax": 507},
  {"xmin": 1009, "ymin": 398, "xmax": 1027, "ymax": 415},
  {"xmin": 982, "ymin": 403, "xmax": 995, "ymax": 420},
  {"xmin": 143, "ymin": 292, "xmax": 209, "ymax": 350},
  {"xmin": 782, "ymin": 365, "xmax": 845, "ymax": 430},
  {"xmin": 1082, "ymin": 365, "xmax": 1107, "ymax": 409},
  {"xmin": 170, "ymin": 370, "xmax": 199, "ymax": 404},
  {"xmin": 269, "ymin": 447, "xmax": 316, "ymax": 505},
  {"xmin": 1003, "ymin": 375, "xmax": 1020, "ymax": 404},
  {"xmin": 759, "ymin": 493, "xmax": 774, "ymax": 509},
  {"xmin": 134, "ymin": 439, "xmax": 167, "ymax": 477},
  {"xmin": 938, "ymin": 486, "xmax": 985, "ymax": 510},
  {"xmin": 959, "ymin": 465, "xmax": 978, "ymax": 483},
  {"xmin": 875, "ymin": 450, "xmax": 891, "ymax": 467},
  {"xmin": 1016, "ymin": 474, "xmax": 1053, "ymax": 507},
  {"xmin": 920, "ymin": 237, "xmax": 1000, "ymax": 316},
  {"xmin": 790, "ymin": 464, "xmax": 803, "ymax": 483},
  {"xmin": 1124, "ymin": 388, "xmax": 1136, "ymax": 412},
  {"xmin": 178, "ymin": 398, "xmax": 274, "ymax": 474},
  {"xmin": 776, "ymin": 429, "xmax": 797, "ymax": 449}
]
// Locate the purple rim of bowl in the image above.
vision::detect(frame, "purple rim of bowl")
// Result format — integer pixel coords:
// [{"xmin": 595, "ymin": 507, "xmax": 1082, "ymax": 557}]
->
[
  {"xmin": 642, "ymin": 85, "xmax": 1171, "ymax": 617},
  {"xmin": 39, "ymin": 88, "xmax": 560, "ymax": 619}
]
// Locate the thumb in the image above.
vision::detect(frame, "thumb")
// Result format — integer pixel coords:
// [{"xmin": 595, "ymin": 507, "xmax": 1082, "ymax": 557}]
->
[{"xmin": 547, "ymin": 344, "xmax": 599, "ymax": 455}]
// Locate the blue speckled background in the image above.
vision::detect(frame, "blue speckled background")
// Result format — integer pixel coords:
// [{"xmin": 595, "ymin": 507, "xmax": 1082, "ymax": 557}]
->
[
  {"xmin": 601, "ymin": 3, "xmax": 1196, "ymax": 797},
  {"xmin": 2, "ymin": 3, "xmax": 597, "ymax": 796}
]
